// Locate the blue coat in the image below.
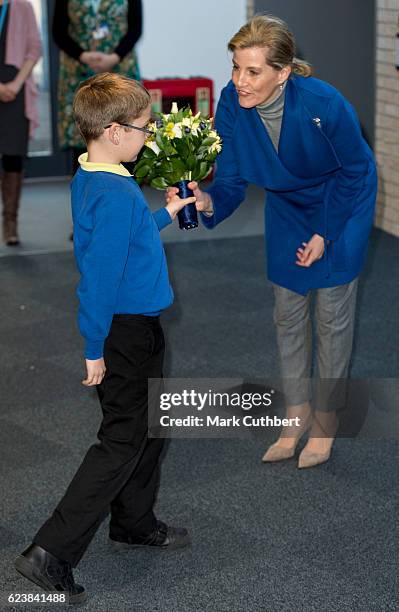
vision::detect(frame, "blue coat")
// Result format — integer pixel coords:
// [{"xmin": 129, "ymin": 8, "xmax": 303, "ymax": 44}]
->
[{"xmin": 202, "ymin": 76, "xmax": 377, "ymax": 295}]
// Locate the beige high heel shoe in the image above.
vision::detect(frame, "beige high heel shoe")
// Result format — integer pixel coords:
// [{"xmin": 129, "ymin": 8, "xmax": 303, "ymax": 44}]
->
[
  {"xmin": 262, "ymin": 441, "xmax": 298, "ymax": 462},
  {"xmin": 262, "ymin": 405, "xmax": 312, "ymax": 463},
  {"xmin": 297, "ymin": 442, "xmax": 333, "ymax": 469},
  {"xmin": 297, "ymin": 412, "xmax": 338, "ymax": 469}
]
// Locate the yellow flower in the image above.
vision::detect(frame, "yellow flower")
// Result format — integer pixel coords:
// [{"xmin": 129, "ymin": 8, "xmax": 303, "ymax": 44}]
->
[
  {"xmin": 165, "ymin": 122, "xmax": 183, "ymax": 139},
  {"xmin": 171, "ymin": 102, "xmax": 179, "ymax": 114}
]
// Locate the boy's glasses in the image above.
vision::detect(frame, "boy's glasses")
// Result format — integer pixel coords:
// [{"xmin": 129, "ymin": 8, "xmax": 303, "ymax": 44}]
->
[{"xmin": 104, "ymin": 122, "xmax": 154, "ymax": 135}]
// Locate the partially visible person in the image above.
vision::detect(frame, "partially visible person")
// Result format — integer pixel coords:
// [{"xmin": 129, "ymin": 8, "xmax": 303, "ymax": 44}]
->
[
  {"xmin": 0, "ymin": 0, "xmax": 41, "ymax": 245},
  {"xmin": 52, "ymin": 0, "xmax": 142, "ymax": 174}
]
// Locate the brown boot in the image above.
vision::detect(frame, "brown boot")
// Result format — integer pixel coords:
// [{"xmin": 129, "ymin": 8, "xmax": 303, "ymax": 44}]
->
[{"xmin": 2, "ymin": 171, "xmax": 23, "ymax": 246}]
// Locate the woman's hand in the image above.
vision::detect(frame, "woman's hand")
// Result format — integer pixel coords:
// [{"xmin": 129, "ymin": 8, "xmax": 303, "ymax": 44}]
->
[
  {"xmin": 166, "ymin": 181, "xmax": 213, "ymax": 214},
  {"xmin": 165, "ymin": 195, "xmax": 196, "ymax": 220},
  {"xmin": 0, "ymin": 82, "xmax": 17, "ymax": 102},
  {"xmin": 89, "ymin": 52, "xmax": 120, "ymax": 73},
  {"xmin": 82, "ymin": 358, "xmax": 106, "ymax": 386},
  {"xmin": 296, "ymin": 234, "xmax": 325, "ymax": 267},
  {"xmin": 79, "ymin": 51, "xmax": 102, "ymax": 70},
  {"xmin": 0, "ymin": 59, "xmax": 37, "ymax": 101},
  {"xmin": 79, "ymin": 51, "xmax": 97, "ymax": 64},
  {"xmin": 3, "ymin": 80, "xmax": 20, "ymax": 97}
]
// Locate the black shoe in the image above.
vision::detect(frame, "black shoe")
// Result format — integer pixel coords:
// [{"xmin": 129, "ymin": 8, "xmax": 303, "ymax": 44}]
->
[
  {"xmin": 14, "ymin": 544, "xmax": 87, "ymax": 606},
  {"xmin": 110, "ymin": 520, "xmax": 190, "ymax": 551}
]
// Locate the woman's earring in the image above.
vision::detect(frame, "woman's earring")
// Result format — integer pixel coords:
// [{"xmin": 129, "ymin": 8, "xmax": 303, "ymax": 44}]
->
[{"xmin": 279, "ymin": 83, "xmax": 284, "ymax": 90}]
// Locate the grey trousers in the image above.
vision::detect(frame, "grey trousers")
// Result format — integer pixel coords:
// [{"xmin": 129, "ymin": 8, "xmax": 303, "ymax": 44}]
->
[{"xmin": 273, "ymin": 279, "xmax": 358, "ymax": 412}]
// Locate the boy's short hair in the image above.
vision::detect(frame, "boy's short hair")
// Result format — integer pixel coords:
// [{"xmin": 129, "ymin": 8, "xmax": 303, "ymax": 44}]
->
[{"xmin": 73, "ymin": 73, "xmax": 151, "ymax": 143}]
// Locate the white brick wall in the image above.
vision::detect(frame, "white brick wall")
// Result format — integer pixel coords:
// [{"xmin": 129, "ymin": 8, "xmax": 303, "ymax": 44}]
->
[{"xmin": 375, "ymin": 1, "xmax": 399, "ymax": 237}]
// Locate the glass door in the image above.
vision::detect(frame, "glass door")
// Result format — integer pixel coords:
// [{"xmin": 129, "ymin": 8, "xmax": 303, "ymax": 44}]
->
[
  {"xmin": 25, "ymin": 0, "xmax": 70, "ymax": 178},
  {"xmin": 29, "ymin": 0, "xmax": 52, "ymax": 157}
]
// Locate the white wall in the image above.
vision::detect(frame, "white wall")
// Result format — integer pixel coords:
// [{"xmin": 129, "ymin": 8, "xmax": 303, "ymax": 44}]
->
[{"xmin": 136, "ymin": 0, "xmax": 247, "ymax": 105}]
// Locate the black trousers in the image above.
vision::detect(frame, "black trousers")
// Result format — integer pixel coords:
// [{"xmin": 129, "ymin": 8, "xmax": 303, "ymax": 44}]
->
[{"xmin": 34, "ymin": 315, "xmax": 165, "ymax": 567}]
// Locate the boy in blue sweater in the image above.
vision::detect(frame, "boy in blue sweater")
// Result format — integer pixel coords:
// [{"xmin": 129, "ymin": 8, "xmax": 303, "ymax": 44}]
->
[{"xmin": 15, "ymin": 73, "xmax": 195, "ymax": 604}]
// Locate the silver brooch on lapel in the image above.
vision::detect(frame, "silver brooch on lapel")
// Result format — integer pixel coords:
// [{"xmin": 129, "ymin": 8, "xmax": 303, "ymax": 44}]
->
[{"xmin": 312, "ymin": 117, "xmax": 322, "ymax": 129}]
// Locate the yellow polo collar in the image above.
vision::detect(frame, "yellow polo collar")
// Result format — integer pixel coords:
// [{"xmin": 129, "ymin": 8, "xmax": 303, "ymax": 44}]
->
[{"xmin": 78, "ymin": 153, "xmax": 132, "ymax": 177}]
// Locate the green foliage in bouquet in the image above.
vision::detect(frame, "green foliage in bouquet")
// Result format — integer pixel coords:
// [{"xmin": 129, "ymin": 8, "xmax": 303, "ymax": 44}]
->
[{"xmin": 133, "ymin": 102, "xmax": 222, "ymax": 190}]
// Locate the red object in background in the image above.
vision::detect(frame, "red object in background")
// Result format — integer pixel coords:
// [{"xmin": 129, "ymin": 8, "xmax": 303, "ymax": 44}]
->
[{"xmin": 142, "ymin": 77, "xmax": 214, "ymax": 118}]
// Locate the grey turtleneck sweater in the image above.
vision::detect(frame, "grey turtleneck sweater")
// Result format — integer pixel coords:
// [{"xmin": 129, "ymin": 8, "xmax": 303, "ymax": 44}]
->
[{"xmin": 256, "ymin": 84, "xmax": 286, "ymax": 152}]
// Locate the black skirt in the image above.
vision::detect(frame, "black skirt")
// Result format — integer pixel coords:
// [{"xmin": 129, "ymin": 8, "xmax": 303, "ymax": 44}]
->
[{"xmin": 0, "ymin": 12, "xmax": 29, "ymax": 156}]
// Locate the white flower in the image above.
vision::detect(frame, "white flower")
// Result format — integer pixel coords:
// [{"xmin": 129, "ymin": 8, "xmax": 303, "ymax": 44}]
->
[
  {"xmin": 173, "ymin": 125, "xmax": 183, "ymax": 138},
  {"xmin": 191, "ymin": 121, "xmax": 201, "ymax": 135},
  {"xmin": 145, "ymin": 140, "xmax": 161, "ymax": 155},
  {"xmin": 174, "ymin": 122, "xmax": 183, "ymax": 136},
  {"xmin": 171, "ymin": 102, "xmax": 179, "ymax": 114},
  {"xmin": 208, "ymin": 131, "xmax": 222, "ymax": 154},
  {"xmin": 148, "ymin": 121, "xmax": 158, "ymax": 133},
  {"xmin": 209, "ymin": 141, "xmax": 222, "ymax": 154},
  {"xmin": 182, "ymin": 116, "xmax": 200, "ymax": 135}
]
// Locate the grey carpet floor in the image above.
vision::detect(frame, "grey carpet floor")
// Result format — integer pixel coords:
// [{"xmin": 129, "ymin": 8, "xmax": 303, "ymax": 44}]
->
[{"xmin": 0, "ymin": 229, "xmax": 398, "ymax": 612}]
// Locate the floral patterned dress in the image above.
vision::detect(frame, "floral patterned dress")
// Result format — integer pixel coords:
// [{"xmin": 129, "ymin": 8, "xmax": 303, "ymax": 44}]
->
[{"xmin": 57, "ymin": 0, "xmax": 140, "ymax": 148}]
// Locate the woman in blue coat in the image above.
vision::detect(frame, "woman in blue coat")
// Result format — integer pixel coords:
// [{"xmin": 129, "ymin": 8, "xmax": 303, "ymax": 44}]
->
[{"xmin": 168, "ymin": 15, "xmax": 377, "ymax": 468}]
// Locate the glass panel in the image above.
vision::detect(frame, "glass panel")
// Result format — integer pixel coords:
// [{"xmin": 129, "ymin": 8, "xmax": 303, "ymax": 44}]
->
[{"xmin": 28, "ymin": 0, "xmax": 52, "ymax": 156}]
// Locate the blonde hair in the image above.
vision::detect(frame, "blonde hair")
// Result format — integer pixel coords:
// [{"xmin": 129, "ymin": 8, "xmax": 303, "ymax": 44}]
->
[
  {"xmin": 73, "ymin": 73, "xmax": 151, "ymax": 143},
  {"xmin": 228, "ymin": 14, "xmax": 312, "ymax": 77}
]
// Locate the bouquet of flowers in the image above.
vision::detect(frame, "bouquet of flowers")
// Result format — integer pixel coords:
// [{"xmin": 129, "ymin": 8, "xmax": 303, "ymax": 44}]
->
[{"xmin": 133, "ymin": 102, "xmax": 222, "ymax": 229}]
